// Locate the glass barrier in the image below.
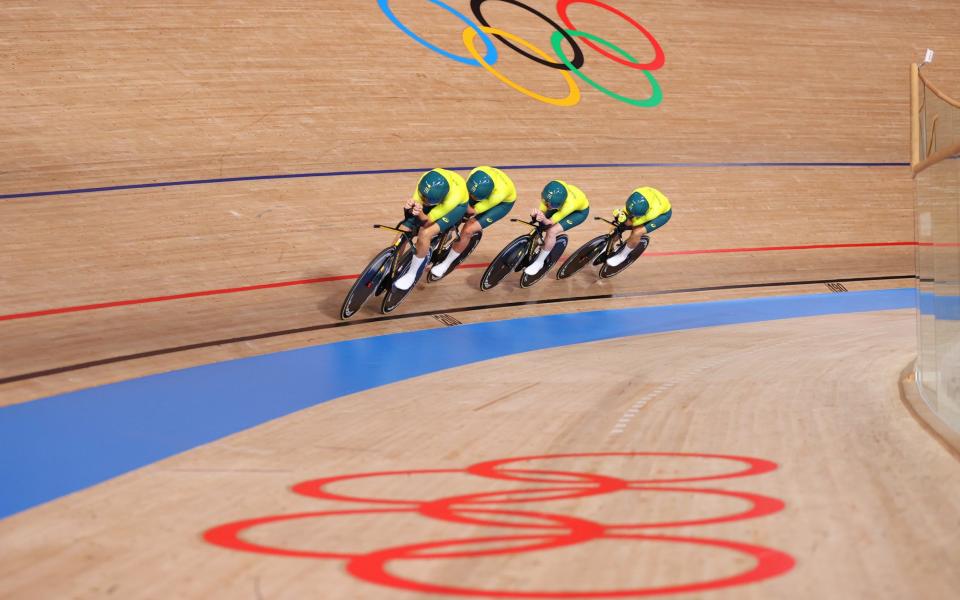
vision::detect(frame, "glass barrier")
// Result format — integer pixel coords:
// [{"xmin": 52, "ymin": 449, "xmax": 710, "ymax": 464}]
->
[{"xmin": 914, "ymin": 67, "xmax": 960, "ymax": 432}]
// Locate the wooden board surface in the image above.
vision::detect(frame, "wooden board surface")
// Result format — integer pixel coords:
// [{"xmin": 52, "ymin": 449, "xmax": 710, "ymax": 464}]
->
[
  {"xmin": 2, "ymin": 310, "xmax": 958, "ymax": 599},
  {"xmin": 2, "ymin": 3, "xmax": 959, "ymax": 597},
  {"xmin": 3, "ymin": 0, "xmax": 957, "ymax": 401}
]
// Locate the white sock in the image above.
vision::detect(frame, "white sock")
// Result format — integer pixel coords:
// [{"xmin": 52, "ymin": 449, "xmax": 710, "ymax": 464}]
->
[
  {"xmin": 606, "ymin": 244, "xmax": 632, "ymax": 266},
  {"xmin": 409, "ymin": 253, "xmax": 427, "ymax": 272},
  {"xmin": 525, "ymin": 250, "xmax": 548, "ymax": 275},
  {"xmin": 431, "ymin": 248, "xmax": 460, "ymax": 277},
  {"xmin": 441, "ymin": 248, "xmax": 461, "ymax": 267},
  {"xmin": 395, "ymin": 253, "xmax": 427, "ymax": 289}
]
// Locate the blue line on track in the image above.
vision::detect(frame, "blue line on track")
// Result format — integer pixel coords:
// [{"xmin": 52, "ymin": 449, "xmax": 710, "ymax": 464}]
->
[
  {"xmin": 0, "ymin": 161, "xmax": 910, "ymax": 201},
  {"xmin": 0, "ymin": 289, "xmax": 914, "ymax": 519}
]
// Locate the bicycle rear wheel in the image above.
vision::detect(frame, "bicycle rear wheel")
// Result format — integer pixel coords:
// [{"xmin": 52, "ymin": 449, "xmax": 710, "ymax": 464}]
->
[
  {"xmin": 428, "ymin": 231, "xmax": 483, "ymax": 283},
  {"xmin": 520, "ymin": 235, "xmax": 568, "ymax": 288},
  {"xmin": 480, "ymin": 235, "xmax": 529, "ymax": 291},
  {"xmin": 599, "ymin": 236, "xmax": 649, "ymax": 279},
  {"xmin": 340, "ymin": 247, "xmax": 395, "ymax": 320},
  {"xmin": 557, "ymin": 235, "xmax": 609, "ymax": 280},
  {"xmin": 381, "ymin": 251, "xmax": 421, "ymax": 313}
]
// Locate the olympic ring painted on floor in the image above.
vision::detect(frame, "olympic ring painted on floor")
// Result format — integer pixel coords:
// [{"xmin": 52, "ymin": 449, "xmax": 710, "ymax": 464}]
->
[
  {"xmin": 376, "ymin": 0, "xmax": 665, "ymax": 107},
  {"xmin": 466, "ymin": 451, "xmax": 780, "ymax": 484},
  {"xmin": 348, "ymin": 533, "xmax": 795, "ymax": 598},
  {"xmin": 205, "ymin": 452, "xmax": 794, "ymax": 597}
]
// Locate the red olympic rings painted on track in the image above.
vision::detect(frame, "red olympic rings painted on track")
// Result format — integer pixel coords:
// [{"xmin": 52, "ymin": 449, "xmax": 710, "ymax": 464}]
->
[
  {"xmin": 349, "ymin": 533, "xmax": 795, "ymax": 598},
  {"xmin": 204, "ymin": 452, "xmax": 794, "ymax": 598},
  {"xmin": 467, "ymin": 451, "xmax": 780, "ymax": 484},
  {"xmin": 377, "ymin": 0, "xmax": 665, "ymax": 107}
]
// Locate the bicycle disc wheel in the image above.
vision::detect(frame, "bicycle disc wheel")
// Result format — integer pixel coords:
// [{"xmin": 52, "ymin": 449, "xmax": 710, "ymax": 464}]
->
[
  {"xmin": 381, "ymin": 252, "xmax": 428, "ymax": 313},
  {"xmin": 520, "ymin": 235, "xmax": 568, "ymax": 288},
  {"xmin": 557, "ymin": 235, "xmax": 609, "ymax": 280},
  {"xmin": 339, "ymin": 247, "xmax": 395, "ymax": 320},
  {"xmin": 428, "ymin": 231, "xmax": 483, "ymax": 283},
  {"xmin": 599, "ymin": 236, "xmax": 650, "ymax": 279},
  {"xmin": 480, "ymin": 236, "xmax": 529, "ymax": 291}
]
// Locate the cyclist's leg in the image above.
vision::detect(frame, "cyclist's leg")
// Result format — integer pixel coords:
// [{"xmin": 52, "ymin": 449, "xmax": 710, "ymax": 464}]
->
[
  {"xmin": 431, "ymin": 205, "xmax": 479, "ymax": 277},
  {"xmin": 397, "ymin": 205, "xmax": 467, "ymax": 289},
  {"xmin": 558, "ymin": 207, "xmax": 590, "ymax": 232},
  {"xmin": 395, "ymin": 220, "xmax": 440, "ymax": 290},
  {"xmin": 524, "ymin": 222, "xmax": 563, "ymax": 275},
  {"xmin": 643, "ymin": 209, "xmax": 672, "ymax": 235},
  {"xmin": 433, "ymin": 203, "xmax": 468, "ymax": 238},
  {"xmin": 546, "ymin": 207, "xmax": 589, "ymax": 251},
  {"xmin": 477, "ymin": 201, "xmax": 514, "ymax": 229},
  {"xmin": 451, "ymin": 219, "xmax": 481, "ymax": 253},
  {"xmin": 525, "ymin": 207, "xmax": 589, "ymax": 275}
]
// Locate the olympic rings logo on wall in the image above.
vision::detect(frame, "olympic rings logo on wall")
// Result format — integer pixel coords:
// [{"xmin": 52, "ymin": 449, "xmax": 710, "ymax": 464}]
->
[{"xmin": 377, "ymin": 0, "xmax": 665, "ymax": 108}]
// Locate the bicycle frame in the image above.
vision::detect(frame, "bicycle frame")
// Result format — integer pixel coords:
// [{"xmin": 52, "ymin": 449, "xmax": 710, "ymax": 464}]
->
[
  {"xmin": 380, "ymin": 209, "xmax": 469, "ymax": 263},
  {"xmin": 509, "ymin": 217, "xmax": 549, "ymax": 264},
  {"xmin": 594, "ymin": 216, "xmax": 633, "ymax": 255},
  {"xmin": 372, "ymin": 223, "xmax": 416, "ymax": 280}
]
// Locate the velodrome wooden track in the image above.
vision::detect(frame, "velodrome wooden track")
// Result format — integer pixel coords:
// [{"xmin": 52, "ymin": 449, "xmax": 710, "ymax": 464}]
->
[{"xmin": 2, "ymin": 1, "xmax": 960, "ymax": 598}]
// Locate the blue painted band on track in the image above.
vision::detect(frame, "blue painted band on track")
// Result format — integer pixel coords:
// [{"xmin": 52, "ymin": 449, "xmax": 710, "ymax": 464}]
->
[
  {"xmin": 0, "ymin": 161, "xmax": 910, "ymax": 201},
  {"xmin": 0, "ymin": 288, "xmax": 914, "ymax": 519},
  {"xmin": 917, "ymin": 291, "xmax": 960, "ymax": 320}
]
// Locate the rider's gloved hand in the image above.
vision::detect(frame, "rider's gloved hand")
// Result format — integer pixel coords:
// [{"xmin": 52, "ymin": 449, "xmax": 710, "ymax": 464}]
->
[
  {"xmin": 411, "ymin": 203, "xmax": 422, "ymax": 217},
  {"xmin": 404, "ymin": 199, "xmax": 415, "ymax": 211},
  {"xmin": 614, "ymin": 208, "xmax": 627, "ymax": 224}
]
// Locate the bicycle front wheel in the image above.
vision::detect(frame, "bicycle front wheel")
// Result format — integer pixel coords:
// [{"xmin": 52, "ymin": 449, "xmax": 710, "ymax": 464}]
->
[
  {"xmin": 340, "ymin": 247, "xmax": 395, "ymax": 319},
  {"xmin": 480, "ymin": 235, "xmax": 529, "ymax": 291},
  {"xmin": 557, "ymin": 235, "xmax": 609, "ymax": 280},
  {"xmin": 520, "ymin": 235, "xmax": 568, "ymax": 288}
]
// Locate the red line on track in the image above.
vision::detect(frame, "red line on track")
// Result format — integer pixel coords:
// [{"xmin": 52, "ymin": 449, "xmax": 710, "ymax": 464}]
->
[
  {"xmin": 647, "ymin": 240, "xmax": 916, "ymax": 256},
  {"xmin": 0, "ymin": 241, "xmax": 915, "ymax": 323}
]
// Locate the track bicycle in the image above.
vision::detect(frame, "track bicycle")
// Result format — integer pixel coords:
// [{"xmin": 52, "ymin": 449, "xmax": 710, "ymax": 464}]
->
[
  {"xmin": 340, "ymin": 210, "xmax": 479, "ymax": 319},
  {"xmin": 479, "ymin": 218, "xmax": 569, "ymax": 291},
  {"xmin": 556, "ymin": 216, "xmax": 649, "ymax": 280},
  {"xmin": 425, "ymin": 213, "xmax": 484, "ymax": 283}
]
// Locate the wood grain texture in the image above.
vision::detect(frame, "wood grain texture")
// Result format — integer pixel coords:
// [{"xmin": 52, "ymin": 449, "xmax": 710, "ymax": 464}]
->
[
  {"xmin": 2, "ymin": 311, "xmax": 957, "ymax": 599},
  {"xmin": 5, "ymin": 1, "xmax": 956, "ymax": 402}
]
